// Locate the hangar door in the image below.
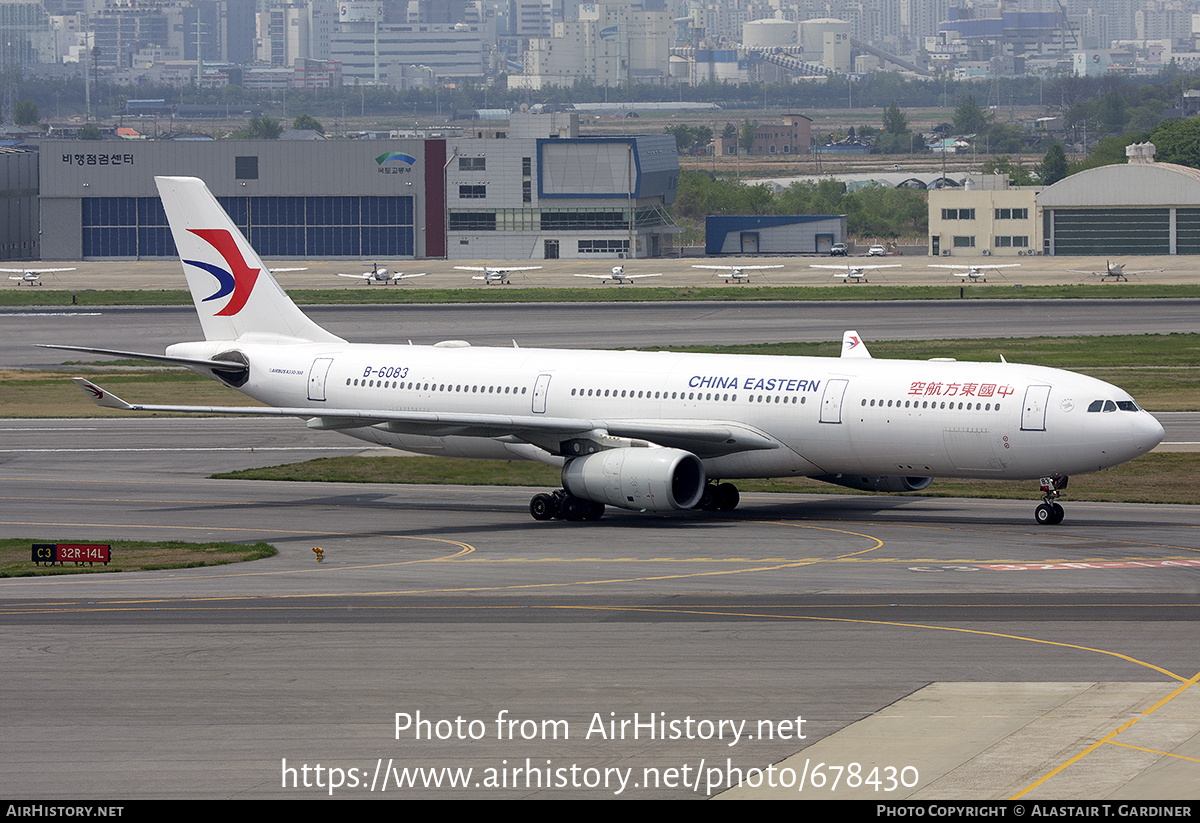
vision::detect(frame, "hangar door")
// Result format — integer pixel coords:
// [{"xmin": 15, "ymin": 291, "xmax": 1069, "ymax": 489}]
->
[
  {"xmin": 1049, "ymin": 208, "xmax": 1169, "ymax": 255},
  {"xmin": 1176, "ymin": 209, "xmax": 1200, "ymax": 254}
]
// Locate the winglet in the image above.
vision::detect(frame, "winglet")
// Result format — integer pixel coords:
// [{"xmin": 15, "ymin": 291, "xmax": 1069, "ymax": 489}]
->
[
  {"xmin": 72, "ymin": 378, "xmax": 134, "ymax": 410},
  {"xmin": 841, "ymin": 330, "xmax": 871, "ymax": 359}
]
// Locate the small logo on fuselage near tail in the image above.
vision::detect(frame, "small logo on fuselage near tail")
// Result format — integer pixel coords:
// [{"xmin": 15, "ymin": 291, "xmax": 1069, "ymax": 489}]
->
[{"xmin": 183, "ymin": 229, "xmax": 260, "ymax": 317}]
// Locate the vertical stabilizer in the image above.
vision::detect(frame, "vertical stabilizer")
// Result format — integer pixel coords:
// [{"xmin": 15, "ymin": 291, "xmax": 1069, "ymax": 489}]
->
[
  {"xmin": 155, "ymin": 176, "xmax": 342, "ymax": 343},
  {"xmin": 841, "ymin": 330, "xmax": 871, "ymax": 358}
]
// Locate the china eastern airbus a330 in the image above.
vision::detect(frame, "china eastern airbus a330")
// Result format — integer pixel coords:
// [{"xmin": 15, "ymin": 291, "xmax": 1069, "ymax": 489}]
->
[{"xmin": 49, "ymin": 176, "xmax": 1164, "ymax": 525}]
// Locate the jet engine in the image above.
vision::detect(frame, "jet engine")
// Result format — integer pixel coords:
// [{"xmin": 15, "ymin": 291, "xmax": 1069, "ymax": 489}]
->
[
  {"xmin": 562, "ymin": 448, "xmax": 705, "ymax": 512},
  {"xmin": 813, "ymin": 474, "xmax": 933, "ymax": 493}
]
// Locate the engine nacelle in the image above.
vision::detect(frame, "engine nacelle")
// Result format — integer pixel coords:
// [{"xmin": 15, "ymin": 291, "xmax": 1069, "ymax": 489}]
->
[
  {"xmin": 813, "ymin": 474, "xmax": 933, "ymax": 493},
  {"xmin": 562, "ymin": 448, "xmax": 705, "ymax": 512}
]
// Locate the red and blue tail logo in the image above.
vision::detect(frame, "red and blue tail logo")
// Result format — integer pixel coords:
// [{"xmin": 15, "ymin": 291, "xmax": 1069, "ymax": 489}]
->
[{"xmin": 183, "ymin": 229, "xmax": 260, "ymax": 317}]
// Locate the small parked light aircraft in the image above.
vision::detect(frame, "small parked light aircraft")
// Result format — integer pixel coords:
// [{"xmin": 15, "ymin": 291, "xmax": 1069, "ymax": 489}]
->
[
  {"xmin": 1069, "ymin": 261, "xmax": 1159, "ymax": 282},
  {"xmin": 3, "ymin": 267, "xmax": 76, "ymax": 286},
  {"xmin": 337, "ymin": 263, "xmax": 428, "ymax": 284},
  {"xmin": 810, "ymin": 263, "xmax": 902, "ymax": 283},
  {"xmin": 574, "ymin": 266, "xmax": 662, "ymax": 285},
  {"xmin": 455, "ymin": 264, "xmax": 543, "ymax": 285},
  {"xmin": 691, "ymin": 264, "xmax": 784, "ymax": 283},
  {"xmin": 928, "ymin": 263, "xmax": 1021, "ymax": 283}
]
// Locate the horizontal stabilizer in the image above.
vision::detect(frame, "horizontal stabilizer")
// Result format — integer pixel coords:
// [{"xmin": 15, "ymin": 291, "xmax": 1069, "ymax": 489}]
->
[{"xmin": 42, "ymin": 344, "xmax": 249, "ymax": 376}]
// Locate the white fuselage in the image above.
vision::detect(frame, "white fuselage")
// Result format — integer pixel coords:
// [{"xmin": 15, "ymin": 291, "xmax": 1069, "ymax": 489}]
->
[{"xmin": 169, "ymin": 339, "xmax": 1165, "ymax": 482}]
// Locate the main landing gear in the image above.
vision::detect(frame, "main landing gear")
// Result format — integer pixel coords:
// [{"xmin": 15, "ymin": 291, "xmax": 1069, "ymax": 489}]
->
[
  {"xmin": 698, "ymin": 481, "xmax": 741, "ymax": 512},
  {"xmin": 529, "ymin": 490, "xmax": 605, "ymax": 522},
  {"xmin": 526, "ymin": 482, "xmax": 742, "ymax": 521},
  {"xmin": 1034, "ymin": 475, "xmax": 1068, "ymax": 525}
]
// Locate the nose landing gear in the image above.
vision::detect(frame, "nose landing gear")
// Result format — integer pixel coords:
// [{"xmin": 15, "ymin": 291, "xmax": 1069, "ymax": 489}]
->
[{"xmin": 1034, "ymin": 476, "xmax": 1068, "ymax": 525}]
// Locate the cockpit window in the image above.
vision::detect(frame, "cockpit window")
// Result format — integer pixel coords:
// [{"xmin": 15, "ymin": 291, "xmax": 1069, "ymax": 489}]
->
[
  {"xmin": 1087, "ymin": 400, "xmax": 1103, "ymax": 412},
  {"xmin": 1117, "ymin": 400, "xmax": 1140, "ymax": 412},
  {"xmin": 1103, "ymin": 400, "xmax": 1117, "ymax": 412}
]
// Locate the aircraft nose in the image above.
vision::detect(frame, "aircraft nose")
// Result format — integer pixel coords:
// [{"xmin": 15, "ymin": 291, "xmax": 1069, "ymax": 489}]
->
[{"xmin": 1135, "ymin": 412, "xmax": 1166, "ymax": 455}]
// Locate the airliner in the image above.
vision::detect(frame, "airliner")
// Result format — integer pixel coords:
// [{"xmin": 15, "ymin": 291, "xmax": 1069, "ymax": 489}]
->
[{"xmin": 52, "ymin": 177, "xmax": 1164, "ymax": 525}]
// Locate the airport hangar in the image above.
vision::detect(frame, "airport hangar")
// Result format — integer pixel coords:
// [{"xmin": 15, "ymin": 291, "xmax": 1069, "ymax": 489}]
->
[
  {"xmin": 35, "ymin": 123, "xmax": 680, "ymax": 262},
  {"xmin": 1040, "ymin": 142, "xmax": 1200, "ymax": 256}
]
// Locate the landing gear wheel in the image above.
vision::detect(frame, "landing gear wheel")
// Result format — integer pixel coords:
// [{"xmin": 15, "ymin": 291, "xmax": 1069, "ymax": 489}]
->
[
  {"xmin": 699, "ymin": 484, "xmax": 720, "ymax": 512},
  {"xmin": 582, "ymin": 501, "xmax": 605, "ymax": 520},
  {"xmin": 1035, "ymin": 502, "xmax": 1065, "ymax": 526},
  {"xmin": 530, "ymin": 493, "xmax": 557, "ymax": 521},
  {"xmin": 559, "ymin": 496, "xmax": 586, "ymax": 521},
  {"xmin": 715, "ymin": 483, "xmax": 740, "ymax": 511}
]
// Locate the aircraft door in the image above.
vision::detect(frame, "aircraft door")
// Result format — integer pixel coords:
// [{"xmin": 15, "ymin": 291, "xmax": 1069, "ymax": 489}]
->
[
  {"xmin": 307, "ymin": 358, "xmax": 334, "ymax": 401},
  {"xmin": 532, "ymin": 373, "xmax": 552, "ymax": 414},
  {"xmin": 820, "ymin": 378, "xmax": 849, "ymax": 424},
  {"xmin": 1021, "ymin": 384, "xmax": 1052, "ymax": 431}
]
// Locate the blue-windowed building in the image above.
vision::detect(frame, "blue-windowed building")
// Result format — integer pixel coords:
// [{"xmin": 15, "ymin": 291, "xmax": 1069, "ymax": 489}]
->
[{"xmin": 39, "ymin": 139, "xmax": 442, "ymax": 260}]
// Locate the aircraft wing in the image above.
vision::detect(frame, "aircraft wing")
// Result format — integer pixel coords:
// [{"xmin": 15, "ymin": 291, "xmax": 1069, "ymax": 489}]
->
[
  {"xmin": 493, "ymin": 266, "xmax": 542, "ymax": 273},
  {"xmin": 813, "ymin": 264, "xmax": 899, "ymax": 272},
  {"xmin": 0, "ymin": 267, "xmax": 76, "ymax": 274},
  {"xmin": 691, "ymin": 265, "xmax": 783, "ymax": 271},
  {"xmin": 73, "ymin": 379, "xmax": 780, "ymax": 459},
  {"xmin": 574, "ymin": 274, "xmax": 608, "ymax": 279},
  {"xmin": 336, "ymin": 273, "xmax": 370, "ymax": 280},
  {"xmin": 395, "ymin": 272, "xmax": 429, "ymax": 280}
]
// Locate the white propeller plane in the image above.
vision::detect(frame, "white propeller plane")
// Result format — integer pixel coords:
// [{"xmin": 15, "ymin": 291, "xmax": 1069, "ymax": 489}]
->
[
  {"xmin": 4, "ymin": 267, "xmax": 76, "ymax": 286},
  {"xmin": 455, "ymin": 264, "xmax": 542, "ymax": 285},
  {"xmin": 1069, "ymin": 261, "xmax": 1158, "ymax": 282},
  {"xmin": 810, "ymin": 263, "xmax": 901, "ymax": 283},
  {"xmin": 691, "ymin": 264, "xmax": 784, "ymax": 284},
  {"xmin": 929, "ymin": 263, "xmax": 1020, "ymax": 283},
  {"xmin": 47, "ymin": 177, "xmax": 1165, "ymax": 526},
  {"xmin": 337, "ymin": 263, "xmax": 429, "ymax": 285},
  {"xmin": 574, "ymin": 266, "xmax": 662, "ymax": 285}
]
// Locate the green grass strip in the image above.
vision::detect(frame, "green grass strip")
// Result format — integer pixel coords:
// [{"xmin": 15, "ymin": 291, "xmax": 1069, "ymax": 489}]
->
[{"xmin": 0, "ymin": 539, "xmax": 276, "ymax": 578}]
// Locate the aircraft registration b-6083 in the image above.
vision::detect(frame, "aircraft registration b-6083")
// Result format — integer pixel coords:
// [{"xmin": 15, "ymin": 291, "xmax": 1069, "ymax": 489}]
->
[{"xmin": 49, "ymin": 177, "xmax": 1165, "ymax": 525}]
